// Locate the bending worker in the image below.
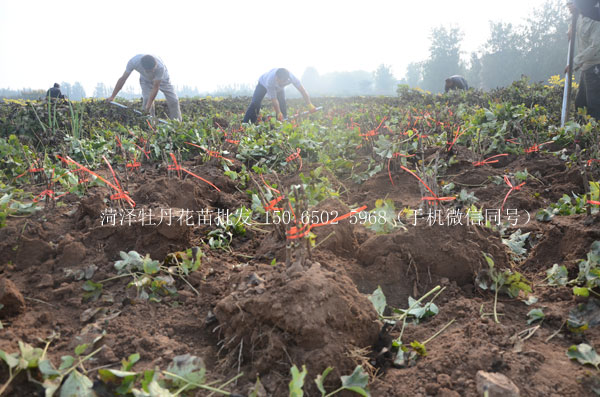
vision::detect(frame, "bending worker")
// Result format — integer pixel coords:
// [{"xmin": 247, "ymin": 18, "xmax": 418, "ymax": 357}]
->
[
  {"xmin": 444, "ymin": 75, "xmax": 469, "ymax": 92},
  {"xmin": 107, "ymin": 54, "xmax": 181, "ymax": 121},
  {"xmin": 243, "ymin": 68, "xmax": 315, "ymax": 123},
  {"xmin": 46, "ymin": 83, "xmax": 65, "ymax": 99}
]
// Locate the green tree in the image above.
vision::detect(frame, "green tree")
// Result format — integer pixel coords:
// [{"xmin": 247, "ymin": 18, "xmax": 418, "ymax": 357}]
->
[
  {"xmin": 421, "ymin": 26, "xmax": 465, "ymax": 93},
  {"xmin": 70, "ymin": 82, "xmax": 86, "ymax": 100},
  {"xmin": 60, "ymin": 82, "xmax": 72, "ymax": 99},
  {"xmin": 93, "ymin": 82, "xmax": 108, "ymax": 98},
  {"xmin": 477, "ymin": 0, "xmax": 568, "ymax": 89},
  {"xmin": 405, "ymin": 62, "xmax": 423, "ymax": 88},
  {"xmin": 373, "ymin": 64, "xmax": 398, "ymax": 95},
  {"xmin": 521, "ymin": 0, "xmax": 569, "ymax": 82},
  {"xmin": 480, "ymin": 22, "xmax": 525, "ymax": 89},
  {"xmin": 465, "ymin": 52, "xmax": 482, "ymax": 89}
]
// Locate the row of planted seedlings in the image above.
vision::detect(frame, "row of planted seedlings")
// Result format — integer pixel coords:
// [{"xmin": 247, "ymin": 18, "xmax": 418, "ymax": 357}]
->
[{"xmin": 5, "ymin": 92, "xmax": 600, "ymax": 229}]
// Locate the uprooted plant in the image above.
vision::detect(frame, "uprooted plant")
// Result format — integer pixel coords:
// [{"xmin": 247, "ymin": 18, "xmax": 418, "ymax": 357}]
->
[
  {"xmin": 477, "ymin": 252, "xmax": 532, "ymax": 323},
  {"xmin": 369, "ymin": 285, "xmax": 455, "ymax": 367},
  {"xmin": 85, "ymin": 249, "xmax": 202, "ymax": 303},
  {"xmin": 0, "ymin": 340, "xmax": 243, "ymax": 396},
  {"xmin": 288, "ymin": 364, "xmax": 371, "ymax": 397}
]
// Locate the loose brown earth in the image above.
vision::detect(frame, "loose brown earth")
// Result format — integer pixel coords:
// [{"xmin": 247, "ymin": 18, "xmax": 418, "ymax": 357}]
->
[{"xmin": 1, "ymin": 147, "xmax": 600, "ymax": 396}]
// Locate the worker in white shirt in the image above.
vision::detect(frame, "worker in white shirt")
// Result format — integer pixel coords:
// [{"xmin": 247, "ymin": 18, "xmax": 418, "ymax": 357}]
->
[{"xmin": 243, "ymin": 68, "xmax": 315, "ymax": 123}]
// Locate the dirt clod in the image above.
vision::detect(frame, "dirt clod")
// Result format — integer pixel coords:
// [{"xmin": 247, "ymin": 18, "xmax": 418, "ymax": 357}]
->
[{"xmin": 0, "ymin": 277, "xmax": 26, "ymax": 317}]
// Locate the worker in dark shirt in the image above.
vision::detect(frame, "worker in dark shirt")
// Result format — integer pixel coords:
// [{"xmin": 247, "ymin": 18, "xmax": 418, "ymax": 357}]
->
[
  {"xmin": 444, "ymin": 75, "xmax": 469, "ymax": 92},
  {"xmin": 46, "ymin": 83, "xmax": 65, "ymax": 99},
  {"xmin": 568, "ymin": 0, "xmax": 600, "ymax": 119}
]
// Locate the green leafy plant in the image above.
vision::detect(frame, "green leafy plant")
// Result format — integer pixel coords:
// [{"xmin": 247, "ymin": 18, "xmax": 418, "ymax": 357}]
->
[
  {"xmin": 0, "ymin": 337, "xmax": 244, "ymax": 396},
  {"xmin": 350, "ymin": 159, "xmax": 382, "ymax": 185},
  {"xmin": 113, "ymin": 250, "xmax": 200, "ymax": 302},
  {"xmin": 365, "ymin": 199, "xmax": 404, "ymax": 234},
  {"xmin": 315, "ymin": 365, "xmax": 370, "ymax": 397},
  {"xmin": 502, "ymin": 229, "xmax": 530, "ymax": 261},
  {"xmin": 369, "ymin": 285, "xmax": 450, "ymax": 367},
  {"xmin": 297, "ymin": 167, "xmax": 340, "ymax": 206},
  {"xmin": 288, "ymin": 364, "xmax": 371, "ymax": 397},
  {"xmin": 457, "ymin": 188, "xmax": 479, "ymax": 206},
  {"xmin": 514, "ymin": 169, "xmax": 529, "ymax": 183},
  {"xmin": 572, "ymin": 241, "xmax": 600, "ymax": 298},
  {"xmin": 394, "ymin": 296, "xmax": 439, "ymax": 324},
  {"xmin": 527, "ymin": 308, "xmax": 545, "ymax": 324},
  {"xmin": 0, "ymin": 184, "xmax": 40, "ymax": 228},
  {"xmin": 223, "ymin": 163, "xmax": 249, "ymax": 188},
  {"xmin": 207, "ymin": 228, "xmax": 233, "ymax": 251},
  {"xmin": 543, "ymin": 242, "xmax": 600, "ymax": 299},
  {"xmin": 392, "ymin": 319, "xmax": 455, "ymax": 368},
  {"xmin": 289, "ymin": 365, "xmax": 307, "ymax": 397},
  {"xmin": 82, "ymin": 280, "xmax": 103, "ymax": 302},
  {"xmin": 0, "ymin": 340, "xmax": 102, "ymax": 396},
  {"xmin": 477, "ymin": 252, "xmax": 532, "ymax": 323},
  {"xmin": 368, "ymin": 286, "xmax": 387, "ymax": 317},
  {"xmin": 567, "ymin": 300, "xmax": 600, "ymax": 333},
  {"xmin": 164, "ymin": 247, "xmax": 202, "ymax": 276},
  {"xmin": 207, "ymin": 207, "xmax": 253, "ymax": 251},
  {"xmin": 97, "ymin": 352, "xmax": 141, "ymax": 394},
  {"xmin": 536, "ymin": 192, "xmax": 589, "ymax": 221},
  {"xmin": 370, "ymin": 285, "xmax": 443, "ymax": 325},
  {"xmin": 567, "ymin": 343, "xmax": 600, "ymax": 370},
  {"xmin": 100, "ymin": 353, "xmax": 243, "ymax": 396},
  {"xmin": 546, "ymin": 264, "xmax": 569, "ymax": 286},
  {"xmin": 590, "ymin": 181, "xmax": 600, "ymax": 215}
]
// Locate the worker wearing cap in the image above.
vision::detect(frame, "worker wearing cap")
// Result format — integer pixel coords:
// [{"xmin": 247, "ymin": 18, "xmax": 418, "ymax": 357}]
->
[
  {"xmin": 444, "ymin": 75, "xmax": 469, "ymax": 92},
  {"xmin": 107, "ymin": 54, "xmax": 182, "ymax": 121},
  {"xmin": 568, "ymin": 0, "xmax": 600, "ymax": 119},
  {"xmin": 243, "ymin": 68, "xmax": 316, "ymax": 123},
  {"xmin": 46, "ymin": 83, "xmax": 65, "ymax": 99}
]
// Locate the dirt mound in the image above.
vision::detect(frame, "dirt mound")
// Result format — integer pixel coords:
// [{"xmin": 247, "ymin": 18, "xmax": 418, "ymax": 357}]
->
[
  {"xmin": 357, "ymin": 171, "xmax": 423, "ymax": 208},
  {"xmin": 311, "ymin": 198, "xmax": 359, "ymax": 257},
  {"xmin": 15, "ymin": 236, "xmax": 55, "ymax": 266},
  {"xmin": 355, "ymin": 224, "xmax": 509, "ymax": 307},
  {"xmin": 524, "ymin": 214, "xmax": 600, "ymax": 272},
  {"xmin": 134, "ymin": 176, "xmax": 211, "ymax": 210},
  {"xmin": 254, "ymin": 198, "xmax": 360, "ymax": 261},
  {"xmin": 76, "ymin": 193, "xmax": 106, "ymax": 222},
  {"xmin": 88, "ymin": 217, "xmax": 192, "ymax": 261},
  {"xmin": 213, "ymin": 263, "xmax": 380, "ymax": 394}
]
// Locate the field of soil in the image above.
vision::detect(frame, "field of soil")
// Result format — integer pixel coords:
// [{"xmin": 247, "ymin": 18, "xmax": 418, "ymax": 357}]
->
[{"xmin": 1, "ymin": 91, "xmax": 600, "ymax": 396}]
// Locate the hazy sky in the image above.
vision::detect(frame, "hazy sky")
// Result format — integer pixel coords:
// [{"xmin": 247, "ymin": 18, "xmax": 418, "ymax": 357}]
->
[{"xmin": 0, "ymin": 0, "xmax": 556, "ymax": 95}]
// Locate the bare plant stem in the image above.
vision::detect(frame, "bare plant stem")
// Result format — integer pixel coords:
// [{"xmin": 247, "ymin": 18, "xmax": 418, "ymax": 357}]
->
[
  {"xmin": 423, "ymin": 318, "xmax": 456, "ymax": 345},
  {"xmin": 493, "ymin": 281, "xmax": 500, "ymax": 324}
]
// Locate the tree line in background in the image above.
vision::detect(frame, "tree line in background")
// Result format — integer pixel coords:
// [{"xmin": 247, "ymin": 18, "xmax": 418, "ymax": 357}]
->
[
  {"xmin": 0, "ymin": 0, "xmax": 569, "ymax": 99},
  {"xmin": 408, "ymin": 0, "xmax": 569, "ymax": 92},
  {"xmin": 0, "ymin": 81, "xmax": 88, "ymax": 101}
]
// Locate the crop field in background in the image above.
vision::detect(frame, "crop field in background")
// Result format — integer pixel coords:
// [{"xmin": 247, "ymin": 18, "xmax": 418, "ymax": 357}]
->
[{"xmin": 0, "ymin": 78, "xmax": 600, "ymax": 396}]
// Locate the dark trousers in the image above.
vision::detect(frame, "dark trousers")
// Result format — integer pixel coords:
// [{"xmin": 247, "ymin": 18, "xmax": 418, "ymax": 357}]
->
[
  {"xmin": 575, "ymin": 64, "xmax": 600, "ymax": 120},
  {"xmin": 243, "ymin": 83, "xmax": 287, "ymax": 123}
]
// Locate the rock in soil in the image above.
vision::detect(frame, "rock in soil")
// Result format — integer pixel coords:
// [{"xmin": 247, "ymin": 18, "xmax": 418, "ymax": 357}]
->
[{"xmin": 476, "ymin": 370, "xmax": 520, "ymax": 397}]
